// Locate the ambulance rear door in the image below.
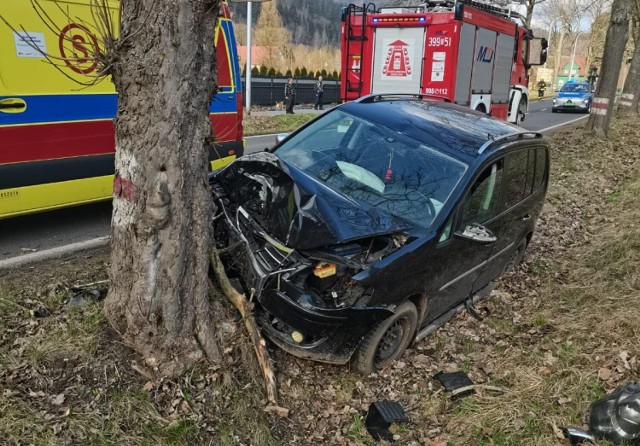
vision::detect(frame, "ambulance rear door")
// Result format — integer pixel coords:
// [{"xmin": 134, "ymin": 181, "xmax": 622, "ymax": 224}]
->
[{"xmin": 371, "ymin": 26, "xmax": 425, "ymax": 94}]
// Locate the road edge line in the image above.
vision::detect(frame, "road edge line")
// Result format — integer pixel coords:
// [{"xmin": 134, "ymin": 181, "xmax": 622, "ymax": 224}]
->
[
  {"xmin": 539, "ymin": 115, "xmax": 589, "ymax": 133},
  {"xmin": 0, "ymin": 236, "xmax": 110, "ymax": 271}
]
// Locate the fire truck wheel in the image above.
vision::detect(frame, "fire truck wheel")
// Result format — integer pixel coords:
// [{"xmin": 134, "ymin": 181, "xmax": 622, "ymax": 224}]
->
[{"xmin": 516, "ymin": 99, "xmax": 527, "ymax": 125}]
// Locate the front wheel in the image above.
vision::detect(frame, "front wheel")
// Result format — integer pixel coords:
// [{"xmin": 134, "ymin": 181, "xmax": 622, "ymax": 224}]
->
[
  {"xmin": 351, "ymin": 301, "xmax": 418, "ymax": 374},
  {"xmin": 515, "ymin": 100, "xmax": 527, "ymax": 125}
]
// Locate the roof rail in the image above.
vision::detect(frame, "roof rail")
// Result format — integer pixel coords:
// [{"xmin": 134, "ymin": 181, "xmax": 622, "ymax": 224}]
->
[
  {"xmin": 356, "ymin": 93, "xmax": 451, "ymax": 103},
  {"xmin": 477, "ymin": 131, "xmax": 543, "ymax": 154}
]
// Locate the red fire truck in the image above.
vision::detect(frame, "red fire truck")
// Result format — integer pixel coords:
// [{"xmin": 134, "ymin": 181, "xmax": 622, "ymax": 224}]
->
[{"xmin": 340, "ymin": 1, "xmax": 547, "ymax": 124}]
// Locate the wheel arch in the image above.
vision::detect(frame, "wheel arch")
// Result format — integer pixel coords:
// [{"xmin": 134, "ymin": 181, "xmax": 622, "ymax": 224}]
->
[{"xmin": 407, "ymin": 293, "xmax": 428, "ymax": 338}]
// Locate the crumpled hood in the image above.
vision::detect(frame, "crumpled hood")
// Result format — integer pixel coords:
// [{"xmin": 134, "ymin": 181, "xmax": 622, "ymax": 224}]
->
[{"xmin": 213, "ymin": 152, "xmax": 411, "ymax": 250}]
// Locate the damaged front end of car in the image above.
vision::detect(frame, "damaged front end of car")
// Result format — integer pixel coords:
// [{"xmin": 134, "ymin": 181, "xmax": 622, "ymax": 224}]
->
[{"xmin": 210, "ymin": 153, "xmax": 411, "ymax": 364}]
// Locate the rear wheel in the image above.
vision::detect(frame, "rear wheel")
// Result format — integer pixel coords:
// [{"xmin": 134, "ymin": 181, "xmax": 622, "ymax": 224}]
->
[
  {"xmin": 351, "ymin": 301, "xmax": 418, "ymax": 374},
  {"xmin": 504, "ymin": 238, "xmax": 528, "ymax": 273},
  {"xmin": 552, "ymin": 108, "xmax": 558, "ymax": 113}
]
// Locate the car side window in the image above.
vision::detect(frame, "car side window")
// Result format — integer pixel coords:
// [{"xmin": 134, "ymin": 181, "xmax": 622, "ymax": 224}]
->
[
  {"xmin": 533, "ymin": 147, "xmax": 548, "ymax": 190},
  {"xmin": 501, "ymin": 150, "xmax": 528, "ymax": 210},
  {"xmin": 524, "ymin": 149, "xmax": 536, "ymax": 196},
  {"xmin": 460, "ymin": 161, "xmax": 503, "ymax": 229}
]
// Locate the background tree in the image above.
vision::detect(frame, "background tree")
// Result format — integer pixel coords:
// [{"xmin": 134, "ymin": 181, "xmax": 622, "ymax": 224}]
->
[
  {"xmin": 285, "ymin": 69, "xmax": 293, "ymax": 77},
  {"xmin": 253, "ymin": 0, "xmax": 291, "ymax": 69},
  {"xmin": 300, "ymin": 67, "xmax": 308, "ymax": 77},
  {"xmin": 259, "ymin": 64, "xmax": 268, "ymax": 75},
  {"xmin": 251, "ymin": 66, "xmax": 259, "ymax": 76},
  {"xmin": 294, "ymin": 67, "xmax": 301, "ymax": 77},
  {"xmin": 618, "ymin": 3, "xmax": 640, "ymax": 115},
  {"xmin": 585, "ymin": 0, "xmax": 632, "ymax": 136},
  {"xmin": 321, "ymin": 68, "xmax": 328, "ymax": 78},
  {"xmin": 523, "ymin": 0, "xmax": 547, "ymax": 27},
  {"xmin": 104, "ymin": 0, "xmax": 222, "ymax": 376},
  {"xmin": 268, "ymin": 67, "xmax": 276, "ymax": 76}
]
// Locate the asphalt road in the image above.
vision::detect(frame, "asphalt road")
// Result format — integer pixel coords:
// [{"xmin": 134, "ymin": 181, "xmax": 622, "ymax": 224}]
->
[{"xmin": 0, "ymin": 98, "xmax": 588, "ymax": 262}]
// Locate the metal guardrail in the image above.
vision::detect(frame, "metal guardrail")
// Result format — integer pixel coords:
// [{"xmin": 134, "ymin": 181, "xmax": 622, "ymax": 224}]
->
[{"xmin": 241, "ymin": 76, "xmax": 341, "ymax": 106}]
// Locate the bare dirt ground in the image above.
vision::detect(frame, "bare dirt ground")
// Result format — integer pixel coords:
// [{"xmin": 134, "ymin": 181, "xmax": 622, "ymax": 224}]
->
[{"xmin": 1, "ymin": 116, "xmax": 639, "ymax": 445}]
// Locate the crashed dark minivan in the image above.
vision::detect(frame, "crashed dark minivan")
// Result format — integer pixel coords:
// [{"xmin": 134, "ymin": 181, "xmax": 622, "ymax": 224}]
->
[{"xmin": 210, "ymin": 95, "xmax": 549, "ymax": 374}]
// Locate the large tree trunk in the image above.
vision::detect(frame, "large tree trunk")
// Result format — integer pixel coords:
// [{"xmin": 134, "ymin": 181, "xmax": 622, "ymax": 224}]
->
[
  {"xmin": 618, "ymin": 8, "xmax": 640, "ymax": 116},
  {"xmin": 104, "ymin": 0, "xmax": 221, "ymax": 377},
  {"xmin": 618, "ymin": 39, "xmax": 640, "ymax": 115},
  {"xmin": 585, "ymin": 0, "xmax": 633, "ymax": 136}
]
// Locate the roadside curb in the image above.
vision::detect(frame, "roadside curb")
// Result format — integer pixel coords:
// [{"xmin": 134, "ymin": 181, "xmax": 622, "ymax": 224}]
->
[{"xmin": 0, "ymin": 236, "xmax": 109, "ymax": 271}]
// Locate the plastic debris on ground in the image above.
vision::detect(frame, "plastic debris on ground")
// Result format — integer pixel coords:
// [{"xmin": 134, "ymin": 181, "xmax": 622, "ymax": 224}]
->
[
  {"xmin": 364, "ymin": 400, "xmax": 408, "ymax": 442},
  {"xmin": 433, "ymin": 371, "xmax": 476, "ymax": 399}
]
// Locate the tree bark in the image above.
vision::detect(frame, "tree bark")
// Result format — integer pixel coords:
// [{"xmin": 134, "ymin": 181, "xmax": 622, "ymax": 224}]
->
[
  {"xmin": 618, "ymin": 39, "xmax": 640, "ymax": 115},
  {"xmin": 104, "ymin": 0, "xmax": 222, "ymax": 377},
  {"xmin": 585, "ymin": 0, "xmax": 633, "ymax": 136},
  {"xmin": 618, "ymin": 7, "xmax": 640, "ymax": 115}
]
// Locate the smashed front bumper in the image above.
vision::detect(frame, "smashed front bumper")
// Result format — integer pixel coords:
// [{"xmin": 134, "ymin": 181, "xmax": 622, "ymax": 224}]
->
[{"xmin": 215, "ymin": 201, "xmax": 391, "ymax": 364}]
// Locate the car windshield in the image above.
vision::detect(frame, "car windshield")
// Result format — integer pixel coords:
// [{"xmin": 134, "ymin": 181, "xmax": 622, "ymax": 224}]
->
[
  {"xmin": 560, "ymin": 83, "xmax": 589, "ymax": 93},
  {"xmin": 274, "ymin": 109, "xmax": 468, "ymax": 230}
]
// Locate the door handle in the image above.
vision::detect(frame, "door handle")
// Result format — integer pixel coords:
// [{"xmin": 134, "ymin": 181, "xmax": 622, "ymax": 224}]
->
[
  {"xmin": 521, "ymin": 214, "xmax": 531, "ymax": 221},
  {"xmin": 0, "ymin": 98, "xmax": 27, "ymax": 114}
]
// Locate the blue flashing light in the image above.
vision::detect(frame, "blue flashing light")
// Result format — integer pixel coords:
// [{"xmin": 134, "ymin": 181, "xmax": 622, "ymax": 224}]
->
[
  {"xmin": 419, "ymin": 17, "xmax": 426, "ymax": 22},
  {"xmin": 373, "ymin": 18, "xmax": 379, "ymax": 23}
]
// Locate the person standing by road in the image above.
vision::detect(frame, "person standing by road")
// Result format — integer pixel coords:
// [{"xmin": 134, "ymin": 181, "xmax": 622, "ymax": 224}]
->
[
  {"xmin": 314, "ymin": 75, "xmax": 324, "ymax": 110},
  {"xmin": 537, "ymin": 79, "xmax": 547, "ymax": 98},
  {"xmin": 285, "ymin": 78, "xmax": 296, "ymax": 114}
]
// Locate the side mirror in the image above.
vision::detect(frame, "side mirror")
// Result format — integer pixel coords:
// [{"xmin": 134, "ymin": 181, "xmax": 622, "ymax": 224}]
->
[
  {"xmin": 276, "ymin": 133, "xmax": 289, "ymax": 144},
  {"xmin": 526, "ymin": 37, "xmax": 547, "ymax": 66},
  {"xmin": 455, "ymin": 223, "xmax": 497, "ymax": 243}
]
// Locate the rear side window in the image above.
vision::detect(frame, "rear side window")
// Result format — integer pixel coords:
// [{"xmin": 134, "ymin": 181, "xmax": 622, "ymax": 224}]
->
[
  {"xmin": 533, "ymin": 147, "xmax": 548, "ymax": 189},
  {"xmin": 501, "ymin": 150, "xmax": 528, "ymax": 209}
]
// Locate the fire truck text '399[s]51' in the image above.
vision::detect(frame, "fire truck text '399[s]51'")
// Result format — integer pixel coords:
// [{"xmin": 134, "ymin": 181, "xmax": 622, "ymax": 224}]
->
[{"xmin": 340, "ymin": 1, "xmax": 548, "ymax": 125}]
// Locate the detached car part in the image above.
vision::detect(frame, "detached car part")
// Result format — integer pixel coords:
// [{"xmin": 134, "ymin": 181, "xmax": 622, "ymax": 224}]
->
[
  {"xmin": 562, "ymin": 428, "xmax": 595, "ymax": 445},
  {"xmin": 433, "ymin": 371, "xmax": 476, "ymax": 399},
  {"xmin": 589, "ymin": 382, "xmax": 640, "ymax": 444},
  {"xmin": 365, "ymin": 400, "xmax": 408, "ymax": 442}
]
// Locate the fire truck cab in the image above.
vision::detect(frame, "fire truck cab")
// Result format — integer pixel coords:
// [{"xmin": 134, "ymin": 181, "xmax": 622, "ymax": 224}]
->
[{"xmin": 340, "ymin": 1, "xmax": 547, "ymax": 124}]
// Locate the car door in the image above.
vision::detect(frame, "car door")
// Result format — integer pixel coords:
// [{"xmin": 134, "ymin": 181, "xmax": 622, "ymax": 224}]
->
[
  {"xmin": 424, "ymin": 160, "xmax": 505, "ymax": 321},
  {"xmin": 475, "ymin": 146, "xmax": 541, "ymax": 285}
]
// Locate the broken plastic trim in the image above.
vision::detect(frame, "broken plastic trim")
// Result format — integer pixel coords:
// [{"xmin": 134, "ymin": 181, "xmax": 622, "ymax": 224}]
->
[
  {"xmin": 365, "ymin": 400, "xmax": 408, "ymax": 442},
  {"xmin": 433, "ymin": 371, "xmax": 476, "ymax": 399}
]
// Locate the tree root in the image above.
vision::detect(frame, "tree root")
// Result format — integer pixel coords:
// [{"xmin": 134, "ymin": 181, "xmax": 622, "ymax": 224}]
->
[{"xmin": 209, "ymin": 249, "xmax": 287, "ymax": 416}]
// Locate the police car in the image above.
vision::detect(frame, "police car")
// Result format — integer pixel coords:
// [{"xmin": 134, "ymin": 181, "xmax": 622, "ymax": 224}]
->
[{"xmin": 552, "ymin": 80, "xmax": 592, "ymax": 113}]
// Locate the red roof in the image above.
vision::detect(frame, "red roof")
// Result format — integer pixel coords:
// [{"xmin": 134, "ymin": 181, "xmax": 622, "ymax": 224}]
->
[{"xmin": 237, "ymin": 46, "xmax": 279, "ymax": 67}]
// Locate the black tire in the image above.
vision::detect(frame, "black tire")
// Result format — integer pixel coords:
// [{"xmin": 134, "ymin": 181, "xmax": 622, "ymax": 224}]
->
[
  {"xmin": 352, "ymin": 301, "xmax": 418, "ymax": 374},
  {"xmin": 504, "ymin": 238, "xmax": 528, "ymax": 273},
  {"xmin": 515, "ymin": 99, "xmax": 527, "ymax": 125},
  {"xmin": 552, "ymin": 108, "xmax": 558, "ymax": 113}
]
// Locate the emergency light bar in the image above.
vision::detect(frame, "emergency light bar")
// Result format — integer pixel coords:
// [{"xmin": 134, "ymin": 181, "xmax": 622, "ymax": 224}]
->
[{"xmin": 372, "ymin": 16, "xmax": 427, "ymax": 24}]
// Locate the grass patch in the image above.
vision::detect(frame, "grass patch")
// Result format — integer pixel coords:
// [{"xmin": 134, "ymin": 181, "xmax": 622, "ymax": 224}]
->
[{"xmin": 243, "ymin": 113, "xmax": 317, "ymax": 136}]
